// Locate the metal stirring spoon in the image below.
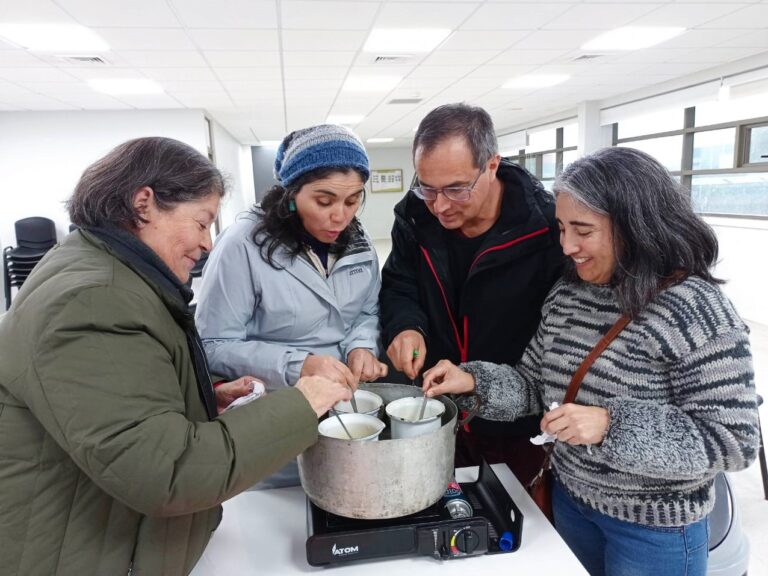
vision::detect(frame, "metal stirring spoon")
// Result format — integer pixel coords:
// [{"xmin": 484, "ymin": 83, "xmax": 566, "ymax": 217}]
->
[
  {"xmin": 332, "ymin": 410, "xmax": 354, "ymax": 440},
  {"xmin": 417, "ymin": 391, "xmax": 429, "ymax": 421},
  {"xmin": 349, "ymin": 387, "xmax": 359, "ymax": 413}
]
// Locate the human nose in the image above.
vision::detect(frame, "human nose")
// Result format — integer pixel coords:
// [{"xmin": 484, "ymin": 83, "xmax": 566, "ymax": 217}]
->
[
  {"xmin": 432, "ymin": 191, "xmax": 452, "ymax": 213},
  {"xmin": 201, "ymin": 228, "xmax": 213, "ymax": 252},
  {"xmin": 560, "ymin": 230, "xmax": 577, "ymax": 256}
]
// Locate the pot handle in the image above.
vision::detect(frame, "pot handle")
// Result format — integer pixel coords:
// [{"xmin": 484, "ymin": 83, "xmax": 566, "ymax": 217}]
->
[{"xmin": 454, "ymin": 393, "xmax": 481, "ymax": 434}]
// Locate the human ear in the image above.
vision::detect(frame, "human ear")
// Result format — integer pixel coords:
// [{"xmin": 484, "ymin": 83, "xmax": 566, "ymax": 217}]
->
[{"xmin": 132, "ymin": 186, "xmax": 155, "ymax": 224}]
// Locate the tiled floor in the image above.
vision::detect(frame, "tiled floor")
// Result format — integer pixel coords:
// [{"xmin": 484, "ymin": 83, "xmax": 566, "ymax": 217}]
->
[{"xmin": 374, "ymin": 238, "xmax": 768, "ymax": 575}]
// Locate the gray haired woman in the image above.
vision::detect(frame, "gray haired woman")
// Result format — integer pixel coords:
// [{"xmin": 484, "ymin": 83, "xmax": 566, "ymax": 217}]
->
[
  {"xmin": 0, "ymin": 137, "xmax": 351, "ymax": 575},
  {"xmin": 421, "ymin": 146, "xmax": 759, "ymax": 576}
]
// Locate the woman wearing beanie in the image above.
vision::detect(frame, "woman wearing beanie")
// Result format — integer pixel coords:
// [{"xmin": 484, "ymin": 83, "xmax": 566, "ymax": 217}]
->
[{"xmin": 195, "ymin": 125, "xmax": 387, "ymax": 486}]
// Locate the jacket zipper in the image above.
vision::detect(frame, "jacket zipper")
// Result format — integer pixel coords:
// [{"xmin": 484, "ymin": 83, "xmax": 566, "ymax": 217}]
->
[
  {"xmin": 420, "ymin": 246, "xmax": 468, "ymax": 363},
  {"xmin": 419, "ymin": 226, "xmax": 550, "ymax": 363}
]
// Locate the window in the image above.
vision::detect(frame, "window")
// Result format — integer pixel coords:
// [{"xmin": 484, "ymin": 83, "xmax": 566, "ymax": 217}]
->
[
  {"xmin": 746, "ymin": 124, "xmax": 768, "ymax": 165},
  {"xmin": 512, "ymin": 124, "xmax": 578, "ymax": 184},
  {"xmin": 614, "ymin": 104, "xmax": 768, "ymax": 218},
  {"xmin": 692, "ymin": 128, "xmax": 735, "ymax": 170},
  {"xmin": 691, "ymin": 173, "xmax": 768, "ymax": 217},
  {"xmin": 619, "ymin": 136, "xmax": 683, "ymax": 172}
]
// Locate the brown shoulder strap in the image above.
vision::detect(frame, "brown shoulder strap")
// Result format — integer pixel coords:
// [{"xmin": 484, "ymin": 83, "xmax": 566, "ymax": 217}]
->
[{"xmin": 563, "ymin": 313, "xmax": 631, "ymax": 404}]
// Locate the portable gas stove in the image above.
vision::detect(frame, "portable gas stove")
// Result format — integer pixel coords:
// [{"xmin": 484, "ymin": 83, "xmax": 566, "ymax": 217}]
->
[{"xmin": 305, "ymin": 460, "xmax": 524, "ymax": 566}]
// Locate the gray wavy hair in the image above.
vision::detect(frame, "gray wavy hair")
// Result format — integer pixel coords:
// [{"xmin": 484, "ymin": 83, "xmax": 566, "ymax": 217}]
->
[{"xmin": 552, "ymin": 146, "xmax": 721, "ymax": 317}]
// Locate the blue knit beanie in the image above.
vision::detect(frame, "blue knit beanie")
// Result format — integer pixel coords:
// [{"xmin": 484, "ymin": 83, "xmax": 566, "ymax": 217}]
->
[{"xmin": 274, "ymin": 124, "xmax": 370, "ymax": 187}]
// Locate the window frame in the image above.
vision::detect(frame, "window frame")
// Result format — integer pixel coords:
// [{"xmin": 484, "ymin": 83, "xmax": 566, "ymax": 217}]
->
[{"xmin": 613, "ymin": 108, "xmax": 768, "ymax": 220}]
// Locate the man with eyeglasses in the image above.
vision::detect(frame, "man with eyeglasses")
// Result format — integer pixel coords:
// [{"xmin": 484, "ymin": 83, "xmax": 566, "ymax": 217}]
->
[{"xmin": 379, "ymin": 103, "xmax": 563, "ymax": 485}]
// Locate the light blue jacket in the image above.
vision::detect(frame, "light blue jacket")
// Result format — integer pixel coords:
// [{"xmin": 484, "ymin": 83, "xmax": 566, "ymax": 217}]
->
[{"xmin": 196, "ymin": 213, "xmax": 381, "ymax": 389}]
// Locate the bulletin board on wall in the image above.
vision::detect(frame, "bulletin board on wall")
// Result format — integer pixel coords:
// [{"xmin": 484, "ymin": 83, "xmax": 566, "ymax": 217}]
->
[{"xmin": 371, "ymin": 168, "xmax": 403, "ymax": 193}]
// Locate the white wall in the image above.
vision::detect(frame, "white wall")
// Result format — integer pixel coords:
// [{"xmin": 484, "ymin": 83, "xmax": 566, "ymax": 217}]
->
[
  {"xmin": 210, "ymin": 119, "xmax": 255, "ymax": 230},
  {"xmin": 0, "ymin": 108, "xmax": 245, "ymax": 310},
  {"xmin": 359, "ymin": 147, "xmax": 414, "ymax": 240},
  {"xmin": 706, "ymin": 217, "xmax": 768, "ymax": 326}
]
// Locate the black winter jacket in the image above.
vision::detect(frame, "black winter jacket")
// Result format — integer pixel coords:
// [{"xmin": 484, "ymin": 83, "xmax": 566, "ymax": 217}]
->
[{"xmin": 380, "ymin": 160, "xmax": 564, "ymax": 435}]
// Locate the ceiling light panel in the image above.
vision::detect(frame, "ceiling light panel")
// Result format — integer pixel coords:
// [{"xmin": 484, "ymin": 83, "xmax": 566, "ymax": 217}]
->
[
  {"xmin": 363, "ymin": 29, "xmax": 451, "ymax": 54},
  {"xmin": 581, "ymin": 27, "xmax": 686, "ymax": 51},
  {"xmin": 0, "ymin": 23, "xmax": 109, "ymax": 52},
  {"xmin": 88, "ymin": 78, "xmax": 164, "ymax": 95},
  {"xmin": 367, "ymin": 137, "xmax": 394, "ymax": 143}
]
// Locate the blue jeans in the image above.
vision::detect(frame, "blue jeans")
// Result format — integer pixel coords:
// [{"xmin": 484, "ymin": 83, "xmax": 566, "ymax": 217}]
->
[{"xmin": 552, "ymin": 479, "xmax": 709, "ymax": 576}]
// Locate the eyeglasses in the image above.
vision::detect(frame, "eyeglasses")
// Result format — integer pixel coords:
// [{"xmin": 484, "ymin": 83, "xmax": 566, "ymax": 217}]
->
[{"xmin": 411, "ymin": 169, "xmax": 485, "ymax": 203}]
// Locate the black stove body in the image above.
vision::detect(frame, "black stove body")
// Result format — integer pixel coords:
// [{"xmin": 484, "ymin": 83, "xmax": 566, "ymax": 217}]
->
[{"xmin": 305, "ymin": 460, "xmax": 524, "ymax": 567}]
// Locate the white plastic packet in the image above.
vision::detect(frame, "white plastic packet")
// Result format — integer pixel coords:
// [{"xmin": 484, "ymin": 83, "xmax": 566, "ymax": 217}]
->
[
  {"xmin": 529, "ymin": 401, "xmax": 560, "ymax": 445},
  {"xmin": 222, "ymin": 380, "xmax": 267, "ymax": 413}
]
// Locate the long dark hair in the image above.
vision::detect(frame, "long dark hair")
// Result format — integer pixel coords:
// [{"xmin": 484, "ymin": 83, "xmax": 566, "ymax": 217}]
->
[
  {"xmin": 68, "ymin": 137, "xmax": 225, "ymax": 228},
  {"xmin": 251, "ymin": 166, "xmax": 366, "ymax": 268},
  {"xmin": 553, "ymin": 147, "xmax": 721, "ymax": 317}
]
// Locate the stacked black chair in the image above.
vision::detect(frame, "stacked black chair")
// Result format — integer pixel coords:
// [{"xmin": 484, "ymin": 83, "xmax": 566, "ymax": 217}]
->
[{"xmin": 3, "ymin": 217, "xmax": 57, "ymax": 310}]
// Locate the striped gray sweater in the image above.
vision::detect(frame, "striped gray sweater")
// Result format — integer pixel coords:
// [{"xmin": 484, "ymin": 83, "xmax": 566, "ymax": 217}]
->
[{"xmin": 460, "ymin": 277, "xmax": 759, "ymax": 527}]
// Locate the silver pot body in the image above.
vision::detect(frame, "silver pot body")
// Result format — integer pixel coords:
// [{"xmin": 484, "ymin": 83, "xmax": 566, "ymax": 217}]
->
[{"xmin": 298, "ymin": 382, "xmax": 456, "ymax": 519}]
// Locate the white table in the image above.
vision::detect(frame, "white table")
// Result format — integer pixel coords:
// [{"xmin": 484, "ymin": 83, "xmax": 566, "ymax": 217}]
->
[{"xmin": 191, "ymin": 464, "xmax": 588, "ymax": 575}]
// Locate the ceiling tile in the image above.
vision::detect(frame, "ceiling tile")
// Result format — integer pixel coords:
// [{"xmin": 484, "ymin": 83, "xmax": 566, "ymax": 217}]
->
[
  {"xmin": 282, "ymin": 1, "xmax": 379, "ymax": 29},
  {"xmin": 187, "ymin": 29, "xmax": 279, "ymax": 51},
  {"xmin": 631, "ymin": 3, "xmax": 748, "ymax": 27},
  {"xmin": 461, "ymin": 3, "xmax": 576, "ymax": 31},
  {"xmin": 488, "ymin": 49, "xmax": 569, "ymax": 65},
  {"xmin": 0, "ymin": 0, "xmax": 76, "ymax": 22},
  {"xmin": 439, "ymin": 30, "xmax": 531, "ymax": 51},
  {"xmin": 173, "ymin": 92, "xmax": 235, "ymax": 108},
  {"xmin": 215, "ymin": 67, "xmax": 281, "ymax": 82},
  {"xmin": 0, "ymin": 67, "xmax": 78, "ymax": 82},
  {"xmin": 55, "ymin": 0, "xmax": 181, "ymax": 27},
  {"xmin": 407, "ymin": 65, "xmax": 476, "ymax": 79},
  {"xmin": 61, "ymin": 66, "xmax": 146, "ymax": 81},
  {"xmin": 204, "ymin": 51, "xmax": 281, "ymax": 67},
  {"xmin": 1, "ymin": 93, "xmax": 79, "ymax": 110},
  {"xmin": 283, "ymin": 51, "xmax": 357, "ymax": 67},
  {"xmin": 114, "ymin": 93, "xmax": 184, "ymax": 108},
  {"xmin": 92, "ymin": 28, "xmax": 197, "ymax": 51},
  {"xmin": 118, "ymin": 50, "xmax": 209, "ymax": 67},
  {"xmin": 282, "ymin": 66, "xmax": 348, "ymax": 80},
  {"xmin": 420, "ymin": 50, "xmax": 502, "ymax": 67},
  {"xmin": 0, "ymin": 51, "xmax": 50, "ymax": 67},
  {"xmin": 512, "ymin": 30, "xmax": 599, "ymax": 50},
  {"xmin": 464, "ymin": 64, "xmax": 538, "ymax": 79},
  {"xmin": 55, "ymin": 93, "xmax": 133, "ymax": 109},
  {"xmin": 543, "ymin": 3, "xmax": 663, "ymax": 30},
  {"xmin": 718, "ymin": 30, "xmax": 768, "ymax": 48},
  {"xmin": 281, "ymin": 30, "xmax": 367, "ymax": 51},
  {"xmin": 657, "ymin": 29, "xmax": 745, "ymax": 49},
  {"xmin": 142, "ymin": 67, "xmax": 218, "ymax": 82},
  {"xmin": 374, "ymin": 2, "xmax": 479, "ymax": 28},
  {"xmin": 173, "ymin": 0, "xmax": 278, "ymax": 28},
  {"xmin": 699, "ymin": 4, "xmax": 768, "ymax": 27}
]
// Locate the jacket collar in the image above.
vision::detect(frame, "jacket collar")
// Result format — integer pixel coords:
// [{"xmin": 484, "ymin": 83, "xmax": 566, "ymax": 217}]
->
[{"xmin": 81, "ymin": 226, "xmax": 193, "ymax": 324}]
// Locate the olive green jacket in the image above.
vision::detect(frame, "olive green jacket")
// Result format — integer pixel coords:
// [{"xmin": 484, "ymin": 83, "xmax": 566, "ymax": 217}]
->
[{"xmin": 0, "ymin": 231, "xmax": 318, "ymax": 575}]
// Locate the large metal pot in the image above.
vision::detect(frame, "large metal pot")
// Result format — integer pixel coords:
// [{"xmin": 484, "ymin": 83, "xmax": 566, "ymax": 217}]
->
[{"xmin": 298, "ymin": 382, "xmax": 474, "ymax": 520}]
